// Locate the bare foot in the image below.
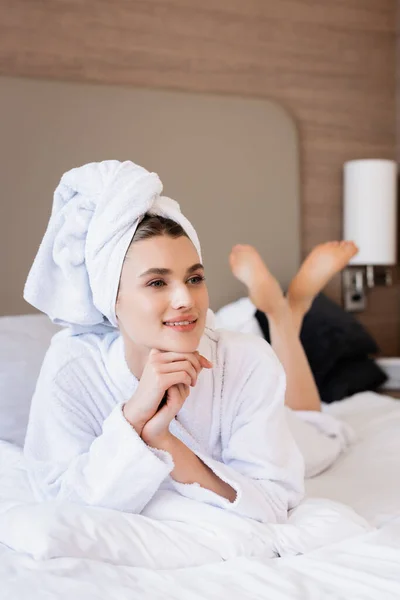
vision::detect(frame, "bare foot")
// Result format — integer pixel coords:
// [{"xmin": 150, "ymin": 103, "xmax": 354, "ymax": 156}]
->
[
  {"xmin": 287, "ymin": 241, "xmax": 358, "ymax": 316},
  {"xmin": 229, "ymin": 244, "xmax": 286, "ymax": 316}
]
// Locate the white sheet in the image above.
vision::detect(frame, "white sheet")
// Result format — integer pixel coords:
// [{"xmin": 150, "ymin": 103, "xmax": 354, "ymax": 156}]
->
[
  {"xmin": 1, "ymin": 391, "xmax": 399, "ymax": 598},
  {"xmin": 306, "ymin": 392, "xmax": 400, "ymax": 526},
  {"xmin": 0, "ymin": 514, "xmax": 399, "ymax": 599}
]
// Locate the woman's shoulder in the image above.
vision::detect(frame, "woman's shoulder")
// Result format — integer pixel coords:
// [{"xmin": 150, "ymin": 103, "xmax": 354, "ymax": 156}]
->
[{"xmin": 39, "ymin": 328, "xmax": 118, "ymax": 384}]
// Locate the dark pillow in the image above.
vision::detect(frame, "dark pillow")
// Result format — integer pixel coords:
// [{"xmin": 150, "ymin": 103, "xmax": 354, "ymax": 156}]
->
[
  {"xmin": 298, "ymin": 293, "xmax": 380, "ymax": 388},
  {"xmin": 319, "ymin": 357, "xmax": 387, "ymax": 404},
  {"xmin": 254, "ymin": 293, "xmax": 386, "ymax": 401}
]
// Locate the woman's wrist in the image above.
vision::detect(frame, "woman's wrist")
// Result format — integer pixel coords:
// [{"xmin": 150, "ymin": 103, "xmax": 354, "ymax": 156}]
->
[
  {"xmin": 142, "ymin": 430, "xmax": 236, "ymax": 502},
  {"xmin": 142, "ymin": 429, "xmax": 174, "ymax": 450},
  {"xmin": 122, "ymin": 403, "xmax": 147, "ymax": 436}
]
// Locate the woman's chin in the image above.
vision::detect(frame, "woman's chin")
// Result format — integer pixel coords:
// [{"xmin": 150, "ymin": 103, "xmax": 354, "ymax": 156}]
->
[{"xmin": 161, "ymin": 330, "xmax": 203, "ymax": 353}]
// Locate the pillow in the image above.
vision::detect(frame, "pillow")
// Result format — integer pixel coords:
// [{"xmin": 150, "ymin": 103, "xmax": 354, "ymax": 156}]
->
[
  {"xmin": 254, "ymin": 293, "xmax": 386, "ymax": 401},
  {"xmin": 0, "ymin": 314, "xmax": 60, "ymax": 446},
  {"xmin": 319, "ymin": 357, "xmax": 387, "ymax": 404},
  {"xmin": 299, "ymin": 294, "xmax": 380, "ymax": 387}
]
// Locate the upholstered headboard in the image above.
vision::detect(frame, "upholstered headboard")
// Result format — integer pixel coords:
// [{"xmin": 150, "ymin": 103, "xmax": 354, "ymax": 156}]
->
[{"xmin": 0, "ymin": 75, "xmax": 301, "ymax": 315}]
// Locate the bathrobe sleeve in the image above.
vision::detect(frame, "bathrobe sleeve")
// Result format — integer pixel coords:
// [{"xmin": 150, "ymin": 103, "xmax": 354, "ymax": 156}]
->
[
  {"xmin": 170, "ymin": 336, "xmax": 305, "ymax": 523},
  {"xmin": 24, "ymin": 355, "xmax": 174, "ymax": 512}
]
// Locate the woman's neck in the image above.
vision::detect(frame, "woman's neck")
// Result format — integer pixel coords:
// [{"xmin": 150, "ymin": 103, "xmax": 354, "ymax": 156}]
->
[{"xmin": 120, "ymin": 331, "xmax": 150, "ymax": 380}]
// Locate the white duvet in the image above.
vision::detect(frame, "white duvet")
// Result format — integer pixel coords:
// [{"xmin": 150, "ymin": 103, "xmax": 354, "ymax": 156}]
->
[
  {"xmin": 1, "ymin": 392, "xmax": 400, "ymax": 598},
  {"xmin": 0, "ymin": 440, "xmax": 370, "ymax": 568}
]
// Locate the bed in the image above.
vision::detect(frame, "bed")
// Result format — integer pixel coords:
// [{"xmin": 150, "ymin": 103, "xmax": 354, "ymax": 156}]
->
[
  {"xmin": 1, "ymin": 76, "xmax": 400, "ymax": 598},
  {"xmin": 0, "ymin": 315, "xmax": 400, "ymax": 599}
]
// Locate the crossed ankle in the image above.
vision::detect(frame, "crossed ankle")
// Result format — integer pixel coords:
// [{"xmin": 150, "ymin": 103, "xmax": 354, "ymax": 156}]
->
[
  {"xmin": 287, "ymin": 295, "xmax": 312, "ymax": 317},
  {"xmin": 259, "ymin": 297, "xmax": 291, "ymax": 322}
]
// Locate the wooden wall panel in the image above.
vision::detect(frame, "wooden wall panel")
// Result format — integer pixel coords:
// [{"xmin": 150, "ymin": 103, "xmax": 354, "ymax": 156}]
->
[
  {"xmin": 397, "ymin": 2, "xmax": 400, "ymax": 180},
  {"xmin": 0, "ymin": 0, "xmax": 398, "ymax": 354}
]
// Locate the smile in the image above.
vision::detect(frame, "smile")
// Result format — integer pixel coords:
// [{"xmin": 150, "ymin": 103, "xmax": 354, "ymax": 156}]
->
[
  {"xmin": 163, "ymin": 319, "xmax": 198, "ymax": 332},
  {"xmin": 164, "ymin": 320, "xmax": 197, "ymax": 326}
]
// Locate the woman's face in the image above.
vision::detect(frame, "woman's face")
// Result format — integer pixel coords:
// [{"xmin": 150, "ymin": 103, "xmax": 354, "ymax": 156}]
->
[{"xmin": 116, "ymin": 234, "xmax": 209, "ymax": 353}]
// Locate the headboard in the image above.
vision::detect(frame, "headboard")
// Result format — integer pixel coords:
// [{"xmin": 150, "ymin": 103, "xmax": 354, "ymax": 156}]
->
[{"xmin": 0, "ymin": 75, "xmax": 301, "ymax": 315}]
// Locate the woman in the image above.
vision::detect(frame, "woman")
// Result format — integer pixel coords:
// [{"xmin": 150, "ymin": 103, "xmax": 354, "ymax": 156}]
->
[{"xmin": 23, "ymin": 160, "xmax": 304, "ymax": 524}]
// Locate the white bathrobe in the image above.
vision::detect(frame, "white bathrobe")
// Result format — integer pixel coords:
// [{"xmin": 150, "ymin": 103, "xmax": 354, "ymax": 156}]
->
[{"xmin": 24, "ymin": 326, "xmax": 304, "ymax": 524}]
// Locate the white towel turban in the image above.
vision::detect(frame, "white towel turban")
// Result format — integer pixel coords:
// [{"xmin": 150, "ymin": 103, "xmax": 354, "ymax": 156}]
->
[{"xmin": 24, "ymin": 160, "xmax": 202, "ymax": 330}]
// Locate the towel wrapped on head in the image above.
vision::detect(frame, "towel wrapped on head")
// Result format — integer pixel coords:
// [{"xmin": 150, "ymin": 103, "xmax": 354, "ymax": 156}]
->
[{"xmin": 24, "ymin": 160, "xmax": 202, "ymax": 331}]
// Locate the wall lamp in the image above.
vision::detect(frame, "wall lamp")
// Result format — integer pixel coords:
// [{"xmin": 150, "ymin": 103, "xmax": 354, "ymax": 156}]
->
[{"xmin": 342, "ymin": 159, "xmax": 397, "ymax": 312}]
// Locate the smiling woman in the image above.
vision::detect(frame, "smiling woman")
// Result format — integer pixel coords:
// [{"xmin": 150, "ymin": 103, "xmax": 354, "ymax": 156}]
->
[
  {"xmin": 117, "ymin": 215, "xmax": 209, "ymax": 359},
  {"xmin": 23, "ymin": 160, "xmax": 304, "ymax": 530},
  {"xmin": 116, "ymin": 221, "xmax": 235, "ymax": 501}
]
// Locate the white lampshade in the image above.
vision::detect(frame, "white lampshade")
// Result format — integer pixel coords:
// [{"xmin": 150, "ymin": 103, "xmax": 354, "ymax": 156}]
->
[{"xmin": 343, "ymin": 159, "xmax": 398, "ymax": 266}]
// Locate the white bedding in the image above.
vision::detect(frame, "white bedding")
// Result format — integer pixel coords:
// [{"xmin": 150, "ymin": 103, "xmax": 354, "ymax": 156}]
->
[
  {"xmin": 1, "ymin": 391, "xmax": 400, "ymax": 598},
  {"xmin": 1, "ymin": 520, "xmax": 400, "ymax": 600},
  {"xmin": 306, "ymin": 392, "xmax": 400, "ymax": 526},
  {"xmin": 1, "ymin": 315, "xmax": 400, "ymax": 597}
]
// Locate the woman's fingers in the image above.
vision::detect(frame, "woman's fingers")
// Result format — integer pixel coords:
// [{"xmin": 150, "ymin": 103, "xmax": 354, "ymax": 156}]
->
[
  {"xmin": 159, "ymin": 360, "xmax": 198, "ymax": 386},
  {"xmin": 198, "ymin": 354, "xmax": 213, "ymax": 369},
  {"xmin": 189, "ymin": 351, "xmax": 202, "ymax": 373},
  {"xmin": 162, "ymin": 371, "xmax": 192, "ymax": 390},
  {"xmin": 165, "ymin": 384, "xmax": 189, "ymax": 413},
  {"xmin": 152, "ymin": 350, "xmax": 212, "ymax": 373},
  {"xmin": 152, "ymin": 350, "xmax": 199, "ymax": 364},
  {"xmin": 177, "ymin": 383, "xmax": 190, "ymax": 402}
]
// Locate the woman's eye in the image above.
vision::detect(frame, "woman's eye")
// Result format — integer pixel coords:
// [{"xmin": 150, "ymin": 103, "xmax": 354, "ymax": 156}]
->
[
  {"xmin": 187, "ymin": 275, "xmax": 205, "ymax": 285},
  {"xmin": 148, "ymin": 280, "xmax": 166, "ymax": 288}
]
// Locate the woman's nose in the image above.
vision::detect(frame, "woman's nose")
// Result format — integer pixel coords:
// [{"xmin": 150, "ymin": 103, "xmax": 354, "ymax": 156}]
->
[{"xmin": 170, "ymin": 284, "xmax": 194, "ymax": 310}]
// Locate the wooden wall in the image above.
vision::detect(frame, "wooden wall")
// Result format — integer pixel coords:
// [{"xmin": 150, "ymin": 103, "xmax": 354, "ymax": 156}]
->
[
  {"xmin": 397, "ymin": 2, "xmax": 400, "ymax": 168},
  {"xmin": 0, "ymin": 0, "xmax": 398, "ymax": 354}
]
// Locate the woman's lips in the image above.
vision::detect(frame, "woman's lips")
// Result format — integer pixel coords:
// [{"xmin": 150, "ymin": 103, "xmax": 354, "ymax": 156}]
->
[{"xmin": 163, "ymin": 318, "xmax": 198, "ymax": 333}]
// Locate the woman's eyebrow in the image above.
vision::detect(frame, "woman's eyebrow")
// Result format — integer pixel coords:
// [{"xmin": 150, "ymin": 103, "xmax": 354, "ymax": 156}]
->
[
  {"xmin": 139, "ymin": 268, "xmax": 171, "ymax": 278},
  {"xmin": 139, "ymin": 264, "xmax": 204, "ymax": 278},
  {"xmin": 187, "ymin": 263, "xmax": 204, "ymax": 274}
]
